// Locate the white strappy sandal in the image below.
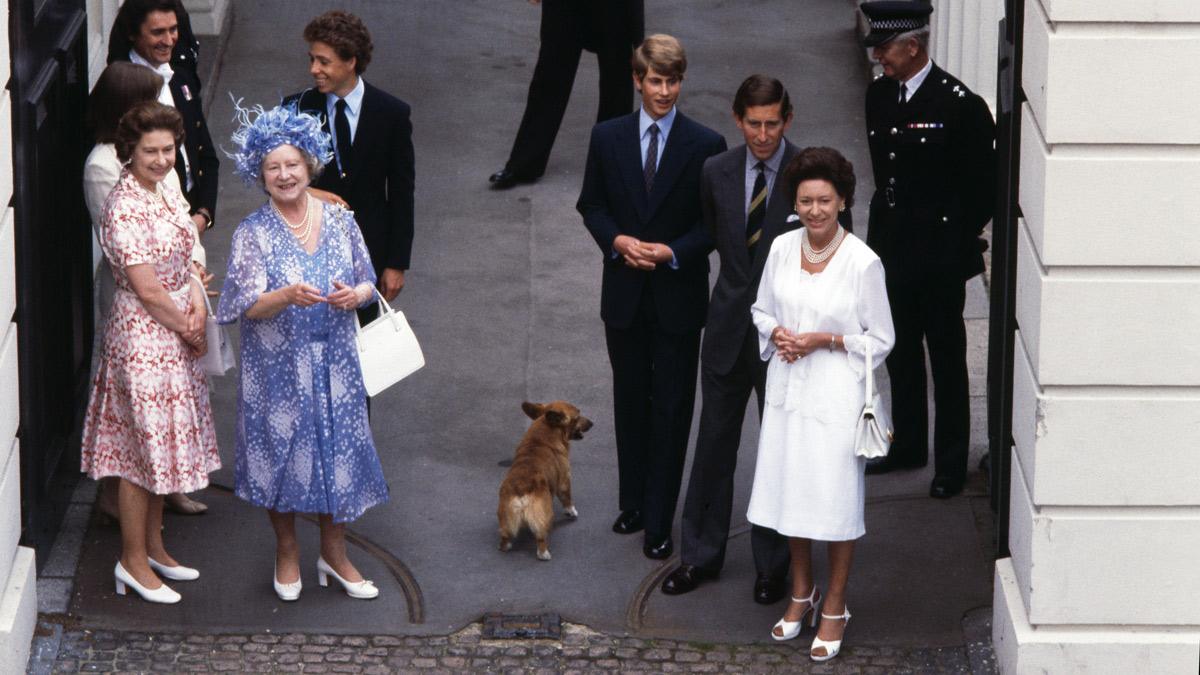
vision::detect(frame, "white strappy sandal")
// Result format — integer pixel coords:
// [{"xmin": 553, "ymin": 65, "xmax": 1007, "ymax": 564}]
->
[
  {"xmin": 809, "ymin": 606, "xmax": 852, "ymax": 661},
  {"xmin": 770, "ymin": 585, "xmax": 822, "ymax": 641}
]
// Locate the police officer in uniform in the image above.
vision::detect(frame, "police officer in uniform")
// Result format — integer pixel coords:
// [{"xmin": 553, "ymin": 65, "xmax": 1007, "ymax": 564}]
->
[{"xmin": 859, "ymin": 1, "xmax": 996, "ymax": 499}]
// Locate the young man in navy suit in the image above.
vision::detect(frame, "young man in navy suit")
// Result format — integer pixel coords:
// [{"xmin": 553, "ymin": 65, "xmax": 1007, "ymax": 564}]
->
[
  {"xmin": 288, "ymin": 10, "xmax": 415, "ymax": 303},
  {"xmin": 577, "ymin": 34, "xmax": 726, "ymax": 560}
]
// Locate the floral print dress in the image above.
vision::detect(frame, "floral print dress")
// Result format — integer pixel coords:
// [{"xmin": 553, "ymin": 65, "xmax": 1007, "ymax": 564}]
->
[
  {"xmin": 218, "ymin": 201, "xmax": 387, "ymax": 523},
  {"xmin": 80, "ymin": 169, "xmax": 220, "ymax": 494}
]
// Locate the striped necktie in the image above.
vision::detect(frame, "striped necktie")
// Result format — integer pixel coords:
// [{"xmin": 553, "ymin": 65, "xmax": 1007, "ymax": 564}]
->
[
  {"xmin": 746, "ymin": 161, "xmax": 767, "ymax": 249},
  {"xmin": 643, "ymin": 123, "xmax": 659, "ymax": 194}
]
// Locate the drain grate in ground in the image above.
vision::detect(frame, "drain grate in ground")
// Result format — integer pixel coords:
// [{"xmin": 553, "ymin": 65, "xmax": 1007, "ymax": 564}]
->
[{"xmin": 481, "ymin": 612, "xmax": 561, "ymax": 640}]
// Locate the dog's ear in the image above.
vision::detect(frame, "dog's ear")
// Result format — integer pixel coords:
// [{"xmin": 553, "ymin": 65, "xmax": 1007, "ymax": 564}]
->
[
  {"xmin": 522, "ymin": 401, "xmax": 544, "ymax": 420},
  {"xmin": 544, "ymin": 410, "xmax": 566, "ymax": 426}
]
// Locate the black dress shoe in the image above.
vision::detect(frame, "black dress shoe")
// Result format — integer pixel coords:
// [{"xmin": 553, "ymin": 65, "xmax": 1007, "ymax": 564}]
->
[
  {"xmin": 753, "ymin": 575, "xmax": 787, "ymax": 605},
  {"xmin": 611, "ymin": 509, "xmax": 644, "ymax": 534},
  {"xmin": 864, "ymin": 455, "xmax": 927, "ymax": 475},
  {"xmin": 643, "ymin": 536, "xmax": 673, "ymax": 560},
  {"xmin": 488, "ymin": 168, "xmax": 534, "ymax": 190},
  {"xmin": 929, "ymin": 476, "xmax": 964, "ymax": 499},
  {"xmin": 661, "ymin": 565, "xmax": 715, "ymax": 595}
]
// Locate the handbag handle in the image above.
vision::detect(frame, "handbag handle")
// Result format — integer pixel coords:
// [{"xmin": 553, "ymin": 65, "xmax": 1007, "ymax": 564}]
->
[
  {"xmin": 190, "ymin": 273, "xmax": 215, "ymax": 317},
  {"xmin": 354, "ymin": 286, "xmax": 403, "ymax": 347},
  {"xmin": 863, "ymin": 342, "xmax": 876, "ymax": 411}
]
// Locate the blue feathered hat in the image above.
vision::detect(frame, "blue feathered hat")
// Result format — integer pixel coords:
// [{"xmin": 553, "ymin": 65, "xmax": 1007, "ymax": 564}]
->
[{"xmin": 227, "ymin": 96, "xmax": 334, "ymax": 186}]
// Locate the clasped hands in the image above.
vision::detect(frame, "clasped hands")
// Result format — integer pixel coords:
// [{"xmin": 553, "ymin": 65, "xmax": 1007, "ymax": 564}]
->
[
  {"xmin": 771, "ymin": 327, "xmax": 831, "ymax": 364},
  {"xmin": 614, "ymin": 234, "xmax": 674, "ymax": 271},
  {"xmin": 280, "ymin": 281, "xmax": 370, "ymax": 311}
]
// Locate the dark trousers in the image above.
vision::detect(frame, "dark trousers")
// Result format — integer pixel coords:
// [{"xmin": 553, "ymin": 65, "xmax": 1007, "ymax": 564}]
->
[
  {"xmin": 604, "ymin": 297, "xmax": 701, "ymax": 542},
  {"xmin": 680, "ymin": 327, "xmax": 790, "ymax": 579},
  {"xmin": 884, "ymin": 272, "xmax": 970, "ymax": 482},
  {"xmin": 503, "ymin": 3, "xmax": 633, "ymax": 179}
]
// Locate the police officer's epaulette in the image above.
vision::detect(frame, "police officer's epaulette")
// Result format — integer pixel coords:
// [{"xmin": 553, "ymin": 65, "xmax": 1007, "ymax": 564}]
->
[{"xmin": 937, "ymin": 75, "xmax": 972, "ymax": 99}]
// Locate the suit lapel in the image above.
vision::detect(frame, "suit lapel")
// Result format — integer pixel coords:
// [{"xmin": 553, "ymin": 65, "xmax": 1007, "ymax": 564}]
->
[
  {"xmin": 614, "ymin": 114, "xmax": 650, "ymax": 224},
  {"xmin": 346, "ymin": 84, "xmax": 378, "ymax": 184},
  {"xmin": 646, "ymin": 113, "xmax": 696, "ymax": 220},
  {"xmin": 719, "ymin": 148, "xmax": 751, "ymax": 270}
]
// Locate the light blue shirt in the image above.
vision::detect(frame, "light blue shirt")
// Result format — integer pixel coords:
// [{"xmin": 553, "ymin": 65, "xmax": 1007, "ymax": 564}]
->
[
  {"xmin": 325, "ymin": 76, "xmax": 365, "ymax": 174},
  {"xmin": 744, "ymin": 141, "xmax": 787, "ymax": 219},
  {"xmin": 639, "ymin": 106, "xmax": 676, "ymax": 171}
]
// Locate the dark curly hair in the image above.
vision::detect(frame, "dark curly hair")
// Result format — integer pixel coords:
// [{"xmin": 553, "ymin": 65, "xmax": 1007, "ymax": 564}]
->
[
  {"xmin": 115, "ymin": 102, "xmax": 184, "ymax": 164},
  {"xmin": 303, "ymin": 10, "xmax": 373, "ymax": 75},
  {"xmin": 783, "ymin": 146, "xmax": 856, "ymax": 208}
]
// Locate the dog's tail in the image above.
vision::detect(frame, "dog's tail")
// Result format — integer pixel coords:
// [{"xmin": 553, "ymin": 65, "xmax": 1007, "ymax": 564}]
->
[{"xmin": 499, "ymin": 495, "xmax": 531, "ymax": 539}]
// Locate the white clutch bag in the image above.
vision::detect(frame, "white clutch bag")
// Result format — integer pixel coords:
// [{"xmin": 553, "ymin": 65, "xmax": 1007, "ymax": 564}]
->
[
  {"xmin": 854, "ymin": 344, "xmax": 893, "ymax": 459},
  {"xmin": 355, "ymin": 288, "xmax": 424, "ymax": 396},
  {"xmin": 195, "ymin": 279, "xmax": 235, "ymax": 376}
]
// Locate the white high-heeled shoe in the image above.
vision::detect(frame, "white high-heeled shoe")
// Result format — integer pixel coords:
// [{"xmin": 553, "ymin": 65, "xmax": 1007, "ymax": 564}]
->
[
  {"xmin": 273, "ymin": 564, "xmax": 302, "ymax": 602},
  {"xmin": 114, "ymin": 561, "xmax": 181, "ymax": 604},
  {"xmin": 316, "ymin": 557, "xmax": 379, "ymax": 599},
  {"xmin": 810, "ymin": 606, "xmax": 852, "ymax": 662},
  {"xmin": 771, "ymin": 585, "xmax": 821, "ymax": 641},
  {"xmin": 148, "ymin": 557, "xmax": 199, "ymax": 581}
]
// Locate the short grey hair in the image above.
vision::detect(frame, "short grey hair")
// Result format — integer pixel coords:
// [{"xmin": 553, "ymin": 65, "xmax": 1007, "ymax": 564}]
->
[{"xmin": 893, "ymin": 27, "xmax": 930, "ymax": 52}]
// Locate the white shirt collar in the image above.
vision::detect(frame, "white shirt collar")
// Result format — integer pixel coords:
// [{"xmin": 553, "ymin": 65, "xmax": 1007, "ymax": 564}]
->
[
  {"xmin": 129, "ymin": 49, "xmax": 173, "ymax": 80},
  {"xmin": 639, "ymin": 105, "xmax": 677, "ymax": 140},
  {"xmin": 327, "ymin": 76, "xmax": 365, "ymax": 114},
  {"xmin": 901, "ymin": 58, "xmax": 933, "ymax": 99}
]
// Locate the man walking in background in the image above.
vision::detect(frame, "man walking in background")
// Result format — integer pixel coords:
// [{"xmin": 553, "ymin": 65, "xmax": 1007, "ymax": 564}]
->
[{"xmin": 489, "ymin": 0, "xmax": 643, "ymax": 189}]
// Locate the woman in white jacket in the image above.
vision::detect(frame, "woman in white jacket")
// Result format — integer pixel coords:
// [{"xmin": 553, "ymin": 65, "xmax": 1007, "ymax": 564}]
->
[{"xmin": 747, "ymin": 147, "xmax": 895, "ymax": 662}]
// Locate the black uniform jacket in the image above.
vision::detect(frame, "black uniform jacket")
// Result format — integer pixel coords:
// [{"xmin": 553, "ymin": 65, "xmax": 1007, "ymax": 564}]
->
[
  {"xmin": 865, "ymin": 62, "xmax": 996, "ymax": 280},
  {"xmin": 110, "ymin": 52, "xmax": 220, "ymax": 223}
]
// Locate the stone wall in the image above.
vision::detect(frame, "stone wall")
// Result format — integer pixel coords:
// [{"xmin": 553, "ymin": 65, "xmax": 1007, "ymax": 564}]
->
[{"xmin": 993, "ymin": 0, "xmax": 1200, "ymax": 672}]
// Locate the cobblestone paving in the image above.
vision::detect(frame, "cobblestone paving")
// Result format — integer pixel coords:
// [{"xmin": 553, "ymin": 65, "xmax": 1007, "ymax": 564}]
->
[{"xmin": 36, "ymin": 619, "xmax": 996, "ymax": 674}]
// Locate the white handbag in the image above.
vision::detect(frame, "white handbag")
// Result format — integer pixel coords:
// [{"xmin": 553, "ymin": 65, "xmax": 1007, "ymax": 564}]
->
[
  {"xmin": 354, "ymin": 288, "xmax": 424, "ymax": 396},
  {"xmin": 196, "ymin": 283, "xmax": 236, "ymax": 377},
  {"xmin": 854, "ymin": 344, "xmax": 893, "ymax": 459}
]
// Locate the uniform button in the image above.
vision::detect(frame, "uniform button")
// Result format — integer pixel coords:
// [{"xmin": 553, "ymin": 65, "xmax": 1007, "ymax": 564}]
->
[
  {"xmin": 870, "ymin": 130, "xmax": 875, "ymax": 137},
  {"xmin": 198, "ymin": 145, "xmax": 204, "ymax": 151},
  {"xmin": 890, "ymin": 127, "xmax": 898, "ymax": 135},
  {"xmin": 889, "ymin": 177, "xmax": 895, "ymax": 185},
  {"xmin": 195, "ymin": 121, "xmax": 201, "ymax": 128},
  {"xmin": 198, "ymin": 170, "xmax": 204, "ymax": 177},
  {"xmin": 942, "ymin": 216, "xmax": 949, "ymax": 222},
  {"xmin": 920, "ymin": 137, "xmax": 926, "ymax": 143},
  {"xmin": 888, "ymin": 152, "xmax": 896, "ymax": 160}
]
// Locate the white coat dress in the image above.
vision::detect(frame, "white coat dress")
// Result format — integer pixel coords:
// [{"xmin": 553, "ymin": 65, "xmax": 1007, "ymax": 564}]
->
[{"xmin": 745, "ymin": 228, "xmax": 895, "ymax": 541}]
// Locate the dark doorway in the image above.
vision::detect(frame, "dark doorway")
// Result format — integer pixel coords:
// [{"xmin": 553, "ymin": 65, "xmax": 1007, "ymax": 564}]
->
[
  {"xmin": 986, "ymin": 0, "xmax": 1026, "ymax": 559},
  {"xmin": 10, "ymin": 0, "xmax": 93, "ymax": 567}
]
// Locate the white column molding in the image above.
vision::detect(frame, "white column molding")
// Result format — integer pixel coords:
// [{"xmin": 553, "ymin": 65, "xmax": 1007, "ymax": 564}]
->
[
  {"xmin": 181, "ymin": 0, "xmax": 230, "ymax": 37},
  {"xmin": 996, "ymin": 0, "xmax": 1200, "ymax": 670}
]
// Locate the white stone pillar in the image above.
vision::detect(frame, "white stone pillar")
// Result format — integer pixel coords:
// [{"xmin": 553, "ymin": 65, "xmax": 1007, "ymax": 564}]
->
[
  {"xmin": 994, "ymin": 0, "xmax": 1200, "ymax": 672},
  {"xmin": 0, "ymin": 1, "xmax": 38, "ymax": 668},
  {"xmin": 932, "ymin": 0, "xmax": 952, "ymax": 66},
  {"xmin": 181, "ymin": 0, "xmax": 230, "ymax": 36}
]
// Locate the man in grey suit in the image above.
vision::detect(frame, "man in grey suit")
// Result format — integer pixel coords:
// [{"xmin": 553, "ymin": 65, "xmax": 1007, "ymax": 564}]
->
[{"xmin": 661, "ymin": 75, "xmax": 851, "ymax": 603}]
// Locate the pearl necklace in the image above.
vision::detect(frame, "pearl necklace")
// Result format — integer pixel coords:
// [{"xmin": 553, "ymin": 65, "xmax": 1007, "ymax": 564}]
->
[
  {"xmin": 272, "ymin": 194, "xmax": 315, "ymax": 245},
  {"xmin": 802, "ymin": 226, "xmax": 845, "ymax": 265}
]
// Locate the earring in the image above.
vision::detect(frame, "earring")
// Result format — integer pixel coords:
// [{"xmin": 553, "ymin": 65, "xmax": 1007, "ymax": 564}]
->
[{"xmin": 838, "ymin": 206, "xmax": 845, "ymax": 212}]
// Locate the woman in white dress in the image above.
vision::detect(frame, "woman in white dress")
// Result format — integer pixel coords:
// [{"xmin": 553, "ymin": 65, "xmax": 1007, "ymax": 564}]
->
[{"xmin": 746, "ymin": 147, "xmax": 894, "ymax": 661}]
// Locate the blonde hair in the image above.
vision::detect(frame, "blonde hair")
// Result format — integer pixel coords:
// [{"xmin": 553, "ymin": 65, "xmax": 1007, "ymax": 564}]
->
[{"xmin": 632, "ymin": 34, "xmax": 687, "ymax": 80}]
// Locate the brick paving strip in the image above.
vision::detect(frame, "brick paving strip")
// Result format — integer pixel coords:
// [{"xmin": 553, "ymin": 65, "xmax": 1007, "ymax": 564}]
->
[{"xmin": 31, "ymin": 617, "xmax": 996, "ymax": 674}]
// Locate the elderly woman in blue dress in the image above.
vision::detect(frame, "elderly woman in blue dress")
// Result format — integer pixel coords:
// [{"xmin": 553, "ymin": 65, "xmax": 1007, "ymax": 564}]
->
[{"xmin": 218, "ymin": 103, "xmax": 387, "ymax": 602}]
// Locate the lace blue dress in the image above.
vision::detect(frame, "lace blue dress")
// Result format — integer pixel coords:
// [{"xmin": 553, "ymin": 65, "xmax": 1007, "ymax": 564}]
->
[{"xmin": 218, "ymin": 201, "xmax": 388, "ymax": 522}]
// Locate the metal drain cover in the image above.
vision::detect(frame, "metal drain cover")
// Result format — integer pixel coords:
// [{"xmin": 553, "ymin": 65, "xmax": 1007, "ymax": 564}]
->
[{"xmin": 481, "ymin": 612, "xmax": 561, "ymax": 640}]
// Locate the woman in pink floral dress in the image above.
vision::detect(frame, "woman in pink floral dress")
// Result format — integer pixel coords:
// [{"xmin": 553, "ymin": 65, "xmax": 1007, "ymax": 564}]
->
[{"xmin": 81, "ymin": 102, "xmax": 220, "ymax": 605}]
